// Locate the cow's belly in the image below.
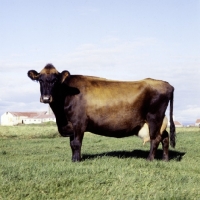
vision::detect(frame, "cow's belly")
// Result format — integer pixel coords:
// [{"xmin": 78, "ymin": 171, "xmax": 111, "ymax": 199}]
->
[
  {"xmin": 87, "ymin": 125, "xmax": 142, "ymax": 138},
  {"xmin": 66, "ymin": 96, "xmax": 146, "ymax": 137},
  {"xmin": 86, "ymin": 112, "xmax": 144, "ymax": 138}
]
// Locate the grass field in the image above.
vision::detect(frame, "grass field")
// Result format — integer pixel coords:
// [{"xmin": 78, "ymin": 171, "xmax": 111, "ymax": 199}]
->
[{"xmin": 1, "ymin": 124, "xmax": 200, "ymax": 200}]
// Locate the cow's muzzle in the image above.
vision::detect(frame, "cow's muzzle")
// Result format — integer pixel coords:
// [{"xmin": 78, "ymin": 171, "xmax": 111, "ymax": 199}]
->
[{"xmin": 40, "ymin": 95, "xmax": 53, "ymax": 103}]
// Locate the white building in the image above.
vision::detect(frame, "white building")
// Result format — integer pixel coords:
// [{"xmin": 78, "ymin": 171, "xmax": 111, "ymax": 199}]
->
[
  {"xmin": 166, "ymin": 115, "xmax": 183, "ymax": 128},
  {"xmin": 174, "ymin": 121, "xmax": 183, "ymax": 128},
  {"xmin": 195, "ymin": 119, "xmax": 200, "ymax": 127},
  {"xmin": 1, "ymin": 111, "xmax": 56, "ymax": 126}
]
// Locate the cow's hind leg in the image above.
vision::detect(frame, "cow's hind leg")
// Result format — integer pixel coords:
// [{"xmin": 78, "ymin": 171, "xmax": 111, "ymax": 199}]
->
[
  {"xmin": 147, "ymin": 114, "xmax": 163, "ymax": 161},
  {"xmin": 147, "ymin": 96, "xmax": 170, "ymax": 161},
  {"xmin": 70, "ymin": 132, "xmax": 84, "ymax": 162},
  {"xmin": 161, "ymin": 130, "xmax": 169, "ymax": 161},
  {"xmin": 148, "ymin": 134, "xmax": 162, "ymax": 161}
]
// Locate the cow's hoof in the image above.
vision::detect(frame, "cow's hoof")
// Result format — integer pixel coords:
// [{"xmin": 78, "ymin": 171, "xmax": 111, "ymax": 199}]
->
[
  {"xmin": 72, "ymin": 155, "xmax": 81, "ymax": 162},
  {"xmin": 147, "ymin": 155, "xmax": 154, "ymax": 161},
  {"xmin": 72, "ymin": 159, "xmax": 81, "ymax": 162},
  {"xmin": 162, "ymin": 157, "xmax": 169, "ymax": 162}
]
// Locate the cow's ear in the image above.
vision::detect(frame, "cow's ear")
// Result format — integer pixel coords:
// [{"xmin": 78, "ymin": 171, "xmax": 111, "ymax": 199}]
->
[
  {"xmin": 27, "ymin": 70, "xmax": 40, "ymax": 81},
  {"xmin": 60, "ymin": 70, "xmax": 70, "ymax": 83}
]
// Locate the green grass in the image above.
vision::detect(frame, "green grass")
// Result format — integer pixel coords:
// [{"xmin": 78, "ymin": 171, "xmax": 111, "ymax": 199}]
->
[
  {"xmin": 0, "ymin": 122, "xmax": 58, "ymax": 139},
  {"xmin": 0, "ymin": 125, "xmax": 200, "ymax": 199}
]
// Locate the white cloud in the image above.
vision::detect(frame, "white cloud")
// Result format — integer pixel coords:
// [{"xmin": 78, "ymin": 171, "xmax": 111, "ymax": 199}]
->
[
  {"xmin": 0, "ymin": 36, "xmax": 199, "ymax": 123},
  {"xmin": 175, "ymin": 105, "xmax": 200, "ymax": 123},
  {"xmin": 0, "ymin": 99, "xmax": 47, "ymax": 123}
]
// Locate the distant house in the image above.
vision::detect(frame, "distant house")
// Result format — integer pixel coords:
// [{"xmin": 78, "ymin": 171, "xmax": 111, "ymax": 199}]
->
[
  {"xmin": 168, "ymin": 119, "xmax": 183, "ymax": 128},
  {"xmin": 174, "ymin": 121, "xmax": 183, "ymax": 128},
  {"xmin": 1, "ymin": 111, "xmax": 56, "ymax": 126},
  {"xmin": 195, "ymin": 119, "xmax": 200, "ymax": 127}
]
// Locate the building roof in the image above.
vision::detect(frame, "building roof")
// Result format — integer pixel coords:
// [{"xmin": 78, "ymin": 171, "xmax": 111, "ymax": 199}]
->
[
  {"xmin": 32, "ymin": 113, "xmax": 55, "ymax": 119},
  {"xmin": 174, "ymin": 121, "xmax": 182, "ymax": 126},
  {"xmin": 196, "ymin": 119, "xmax": 200, "ymax": 123},
  {"xmin": 8, "ymin": 111, "xmax": 49, "ymax": 118}
]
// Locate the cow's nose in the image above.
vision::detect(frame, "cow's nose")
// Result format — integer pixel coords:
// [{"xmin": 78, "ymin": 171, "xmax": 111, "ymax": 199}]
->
[
  {"xmin": 40, "ymin": 95, "xmax": 52, "ymax": 103},
  {"xmin": 43, "ymin": 96, "xmax": 50, "ymax": 101}
]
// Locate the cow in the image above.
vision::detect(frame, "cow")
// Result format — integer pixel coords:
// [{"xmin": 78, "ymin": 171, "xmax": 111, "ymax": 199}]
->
[{"xmin": 28, "ymin": 64, "xmax": 176, "ymax": 162}]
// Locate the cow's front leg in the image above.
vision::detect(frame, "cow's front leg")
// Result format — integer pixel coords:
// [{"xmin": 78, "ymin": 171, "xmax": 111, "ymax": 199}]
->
[
  {"xmin": 58, "ymin": 121, "xmax": 74, "ymax": 137},
  {"xmin": 70, "ymin": 133, "xmax": 84, "ymax": 162}
]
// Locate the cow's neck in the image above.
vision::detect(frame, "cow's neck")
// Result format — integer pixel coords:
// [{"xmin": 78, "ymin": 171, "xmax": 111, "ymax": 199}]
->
[{"xmin": 49, "ymin": 98, "xmax": 67, "ymax": 127}]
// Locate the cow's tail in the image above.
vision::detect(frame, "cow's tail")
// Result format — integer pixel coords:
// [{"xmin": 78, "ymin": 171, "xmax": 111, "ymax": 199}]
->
[{"xmin": 169, "ymin": 89, "xmax": 176, "ymax": 148}]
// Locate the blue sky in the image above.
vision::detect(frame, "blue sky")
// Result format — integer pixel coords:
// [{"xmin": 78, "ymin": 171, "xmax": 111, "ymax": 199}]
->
[{"xmin": 0, "ymin": 0, "xmax": 200, "ymax": 124}]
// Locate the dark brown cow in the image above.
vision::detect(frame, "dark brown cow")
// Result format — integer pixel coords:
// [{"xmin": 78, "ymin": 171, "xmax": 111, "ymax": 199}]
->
[{"xmin": 28, "ymin": 64, "xmax": 176, "ymax": 162}]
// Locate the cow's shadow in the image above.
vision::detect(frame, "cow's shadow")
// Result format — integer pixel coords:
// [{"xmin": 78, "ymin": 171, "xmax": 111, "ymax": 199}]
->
[{"xmin": 82, "ymin": 149, "xmax": 185, "ymax": 161}]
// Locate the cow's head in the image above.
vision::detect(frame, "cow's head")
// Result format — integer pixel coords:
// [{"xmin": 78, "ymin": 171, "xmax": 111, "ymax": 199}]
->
[{"xmin": 27, "ymin": 64, "xmax": 70, "ymax": 103}]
